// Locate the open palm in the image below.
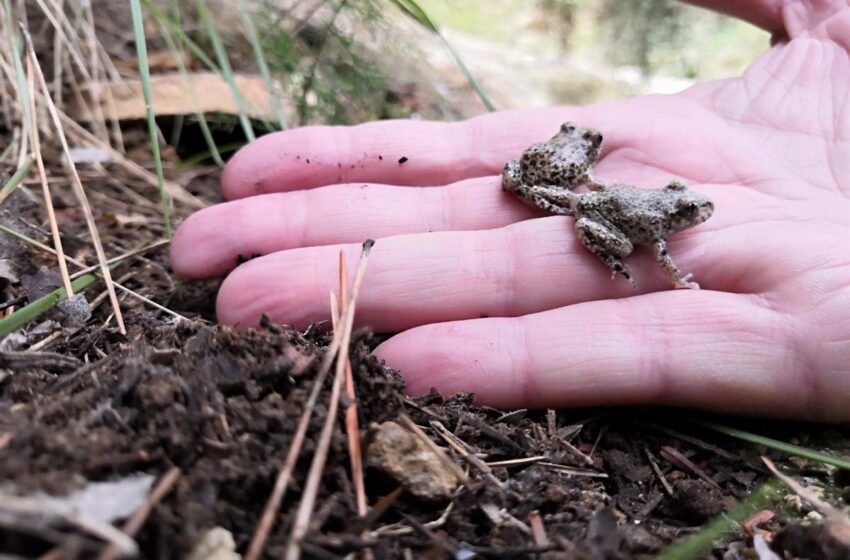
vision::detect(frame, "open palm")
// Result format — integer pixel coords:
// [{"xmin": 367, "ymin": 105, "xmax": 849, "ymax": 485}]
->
[{"xmin": 171, "ymin": 0, "xmax": 850, "ymax": 421}]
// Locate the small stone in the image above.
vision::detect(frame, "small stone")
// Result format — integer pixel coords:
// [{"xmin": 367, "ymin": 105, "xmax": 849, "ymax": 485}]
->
[
  {"xmin": 187, "ymin": 527, "xmax": 240, "ymax": 560},
  {"xmin": 366, "ymin": 420, "xmax": 462, "ymax": 500}
]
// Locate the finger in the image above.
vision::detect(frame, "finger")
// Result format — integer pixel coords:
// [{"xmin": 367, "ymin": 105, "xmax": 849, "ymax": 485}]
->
[
  {"xmin": 375, "ymin": 291, "xmax": 846, "ymax": 421},
  {"xmin": 679, "ymin": 0, "xmax": 786, "ymax": 36},
  {"xmin": 220, "ymin": 109, "xmax": 583, "ymax": 198},
  {"xmin": 222, "ymin": 97, "xmax": 781, "ymax": 200},
  {"xmin": 214, "ymin": 186, "xmax": 774, "ymax": 331},
  {"xmin": 222, "ymin": 103, "xmax": 700, "ymax": 198},
  {"xmin": 171, "ymin": 176, "xmax": 536, "ymax": 279}
]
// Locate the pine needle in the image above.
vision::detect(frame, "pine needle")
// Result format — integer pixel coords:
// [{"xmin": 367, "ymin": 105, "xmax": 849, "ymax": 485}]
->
[{"xmin": 245, "ymin": 241, "xmax": 375, "ymax": 560}]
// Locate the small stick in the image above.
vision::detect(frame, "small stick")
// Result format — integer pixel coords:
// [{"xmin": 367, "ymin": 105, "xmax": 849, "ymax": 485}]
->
[
  {"xmin": 21, "ymin": 26, "xmax": 126, "ymax": 334},
  {"xmin": 339, "ymin": 251, "xmax": 368, "ymax": 517},
  {"xmin": 245, "ymin": 241, "xmax": 374, "ymax": 560},
  {"xmin": 762, "ymin": 456, "xmax": 845, "ymax": 520},
  {"xmin": 429, "ymin": 420, "xmax": 499, "ymax": 489},
  {"xmin": 286, "ymin": 242, "xmax": 375, "ymax": 560},
  {"xmin": 398, "ymin": 416, "xmax": 468, "ymax": 484},
  {"xmin": 96, "ymin": 467, "xmax": 182, "ymax": 560},
  {"xmin": 528, "ymin": 511, "xmax": 550, "ymax": 547},
  {"xmin": 644, "ymin": 448, "xmax": 674, "ymax": 497}
]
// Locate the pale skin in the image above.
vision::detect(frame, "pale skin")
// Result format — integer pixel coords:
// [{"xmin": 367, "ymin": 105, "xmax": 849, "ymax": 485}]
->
[{"xmin": 170, "ymin": 0, "xmax": 850, "ymax": 422}]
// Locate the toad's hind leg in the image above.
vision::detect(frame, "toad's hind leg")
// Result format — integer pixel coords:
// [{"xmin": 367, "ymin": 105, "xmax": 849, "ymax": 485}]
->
[
  {"xmin": 653, "ymin": 239, "xmax": 699, "ymax": 289},
  {"xmin": 575, "ymin": 217, "xmax": 636, "ymax": 287},
  {"xmin": 527, "ymin": 185, "xmax": 578, "ymax": 216}
]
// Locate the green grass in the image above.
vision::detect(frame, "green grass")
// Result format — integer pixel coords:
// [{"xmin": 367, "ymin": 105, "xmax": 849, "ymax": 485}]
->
[
  {"xmin": 130, "ymin": 0, "xmax": 173, "ymax": 238},
  {"xmin": 656, "ymin": 479, "xmax": 783, "ymax": 560},
  {"xmin": 0, "ymin": 156, "xmax": 32, "ymax": 204}
]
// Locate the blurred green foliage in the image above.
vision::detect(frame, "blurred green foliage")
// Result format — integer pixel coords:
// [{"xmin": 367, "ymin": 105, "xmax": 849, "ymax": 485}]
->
[{"xmin": 256, "ymin": 0, "xmax": 394, "ymax": 125}]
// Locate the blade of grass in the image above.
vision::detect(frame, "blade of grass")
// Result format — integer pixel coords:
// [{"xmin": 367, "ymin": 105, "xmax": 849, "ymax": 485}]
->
[
  {"xmin": 239, "ymin": 0, "xmax": 287, "ymax": 130},
  {"xmin": 0, "ymin": 155, "xmax": 32, "ymax": 204},
  {"xmin": 176, "ymin": 142, "xmax": 243, "ymax": 168},
  {"xmin": 388, "ymin": 0, "xmax": 494, "ymax": 112},
  {"xmin": 142, "ymin": 0, "xmax": 268, "ymax": 129},
  {"xmin": 162, "ymin": 0, "xmax": 223, "ymax": 166},
  {"xmin": 0, "ymin": 270, "xmax": 101, "ymax": 337},
  {"xmin": 0, "ymin": 225, "xmax": 183, "ymax": 321},
  {"xmin": 194, "ymin": 0, "xmax": 256, "ymax": 141},
  {"xmin": 655, "ymin": 479, "xmax": 782, "ymax": 560},
  {"xmin": 1, "ymin": 0, "xmax": 31, "ymax": 165},
  {"xmin": 696, "ymin": 420, "xmax": 850, "ymax": 471},
  {"xmin": 130, "ymin": 0, "xmax": 173, "ymax": 237}
]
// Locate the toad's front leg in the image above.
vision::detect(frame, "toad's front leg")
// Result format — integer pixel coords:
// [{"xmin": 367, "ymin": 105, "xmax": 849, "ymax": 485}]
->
[
  {"xmin": 653, "ymin": 239, "xmax": 700, "ymax": 289},
  {"xmin": 575, "ymin": 217, "xmax": 636, "ymax": 287}
]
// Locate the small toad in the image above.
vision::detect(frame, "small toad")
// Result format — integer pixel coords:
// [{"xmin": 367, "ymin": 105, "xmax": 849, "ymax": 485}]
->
[
  {"xmin": 526, "ymin": 180, "xmax": 714, "ymax": 289},
  {"xmin": 502, "ymin": 122, "xmax": 605, "ymax": 207}
]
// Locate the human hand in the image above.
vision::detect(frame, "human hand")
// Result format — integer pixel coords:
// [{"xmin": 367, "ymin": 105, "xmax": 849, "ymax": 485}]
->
[{"xmin": 171, "ymin": 0, "xmax": 850, "ymax": 421}]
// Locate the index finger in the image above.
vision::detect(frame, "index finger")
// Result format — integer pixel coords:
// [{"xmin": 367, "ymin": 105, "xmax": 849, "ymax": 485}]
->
[{"xmin": 221, "ymin": 107, "xmax": 595, "ymax": 199}]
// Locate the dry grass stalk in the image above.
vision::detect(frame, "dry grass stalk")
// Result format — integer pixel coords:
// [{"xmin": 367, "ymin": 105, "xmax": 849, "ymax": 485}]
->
[
  {"xmin": 33, "ymin": 0, "xmax": 109, "ymax": 143},
  {"xmin": 22, "ymin": 26, "xmax": 126, "ymax": 334},
  {"xmin": 286, "ymin": 241, "xmax": 376, "ymax": 560},
  {"xmin": 338, "ymin": 250, "xmax": 368, "ymax": 517},
  {"xmin": 245, "ymin": 240, "xmax": 375, "ymax": 560},
  {"xmin": 25, "ymin": 52, "xmax": 74, "ymax": 297},
  {"xmin": 0, "ymin": 53, "xmax": 201, "ymax": 208}
]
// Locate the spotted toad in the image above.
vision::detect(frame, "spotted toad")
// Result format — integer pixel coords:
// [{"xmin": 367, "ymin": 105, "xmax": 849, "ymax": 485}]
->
[
  {"xmin": 526, "ymin": 180, "xmax": 714, "ymax": 289},
  {"xmin": 502, "ymin": 122, "xmax": 604, "ymax": 209}
]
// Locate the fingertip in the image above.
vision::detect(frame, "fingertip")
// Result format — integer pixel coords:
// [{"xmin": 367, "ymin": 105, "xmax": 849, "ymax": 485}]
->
[
  {"xmin": 375, "ymin": 320, "xmax": 527, "ymax": 407},
  {"xmin": 170, "ymin": 212, "xmax": 210, "ymax": 278},
  {"xmin": 170, "ymin": 205, "xmax": 244, "ymax": 278},
  {"xmin": 221, "ymin": 133, "xmax": 286, "ymax": 199},
  {"xmin": 215, "ymin": 262, "xmax": 266, "ymax": 328}
]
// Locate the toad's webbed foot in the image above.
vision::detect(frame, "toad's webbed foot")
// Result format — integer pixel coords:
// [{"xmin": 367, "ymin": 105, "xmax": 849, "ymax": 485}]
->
[{"xmin": 654, "ymin": 240, "xmax": 699, "ymax": 289}]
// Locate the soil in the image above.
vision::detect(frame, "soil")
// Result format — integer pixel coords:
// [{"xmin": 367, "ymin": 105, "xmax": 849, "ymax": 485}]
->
[{"xmin": 1, "ymin": 129, "xmax": 849, "ymax": 560}]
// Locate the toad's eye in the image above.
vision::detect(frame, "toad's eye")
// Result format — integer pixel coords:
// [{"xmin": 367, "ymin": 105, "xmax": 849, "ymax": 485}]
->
[{"xmin": 678, "ymin": 202, "xmax": 699, "ymax": 217}]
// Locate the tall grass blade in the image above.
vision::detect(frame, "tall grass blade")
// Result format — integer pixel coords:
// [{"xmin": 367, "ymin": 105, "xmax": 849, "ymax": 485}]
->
[
  {"xmin": 239, "ymin": 0, "xmax": 287, "ymax": 130},
  {"xmin": 159, "ymin": 2, "xmax": 224, "ymax": 167},
  {"xmin": 0, "ymin": 271, "xmax": 100, "ymax": 337},
  {"xmin": 697, "ymin": 420, "xmax": 850, "ymax": 471},
  {"xmin": 388, "ymin": 0, "xmax": 495, "ymax": 112},
  {"xmin": 655, "ymin": 479, "xmax": 782, "ymax": 560},
  {"xmin": 1, "ymin": 0, "xmax": 32, "ymax": 163},
  {"xmin": 195, "ymin": 0, "xmax": 256, "ymax": 141},
  {"xmin": 130, "ymin": 0, "xmax": 173, "ymax": 238},
  {"xmin": 141, "ymin": 0, "xmax": 218, "ymax": 70},
  {"xmin": 0, "ymin": 155, "xmax": 32, "ymax": 204}
]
